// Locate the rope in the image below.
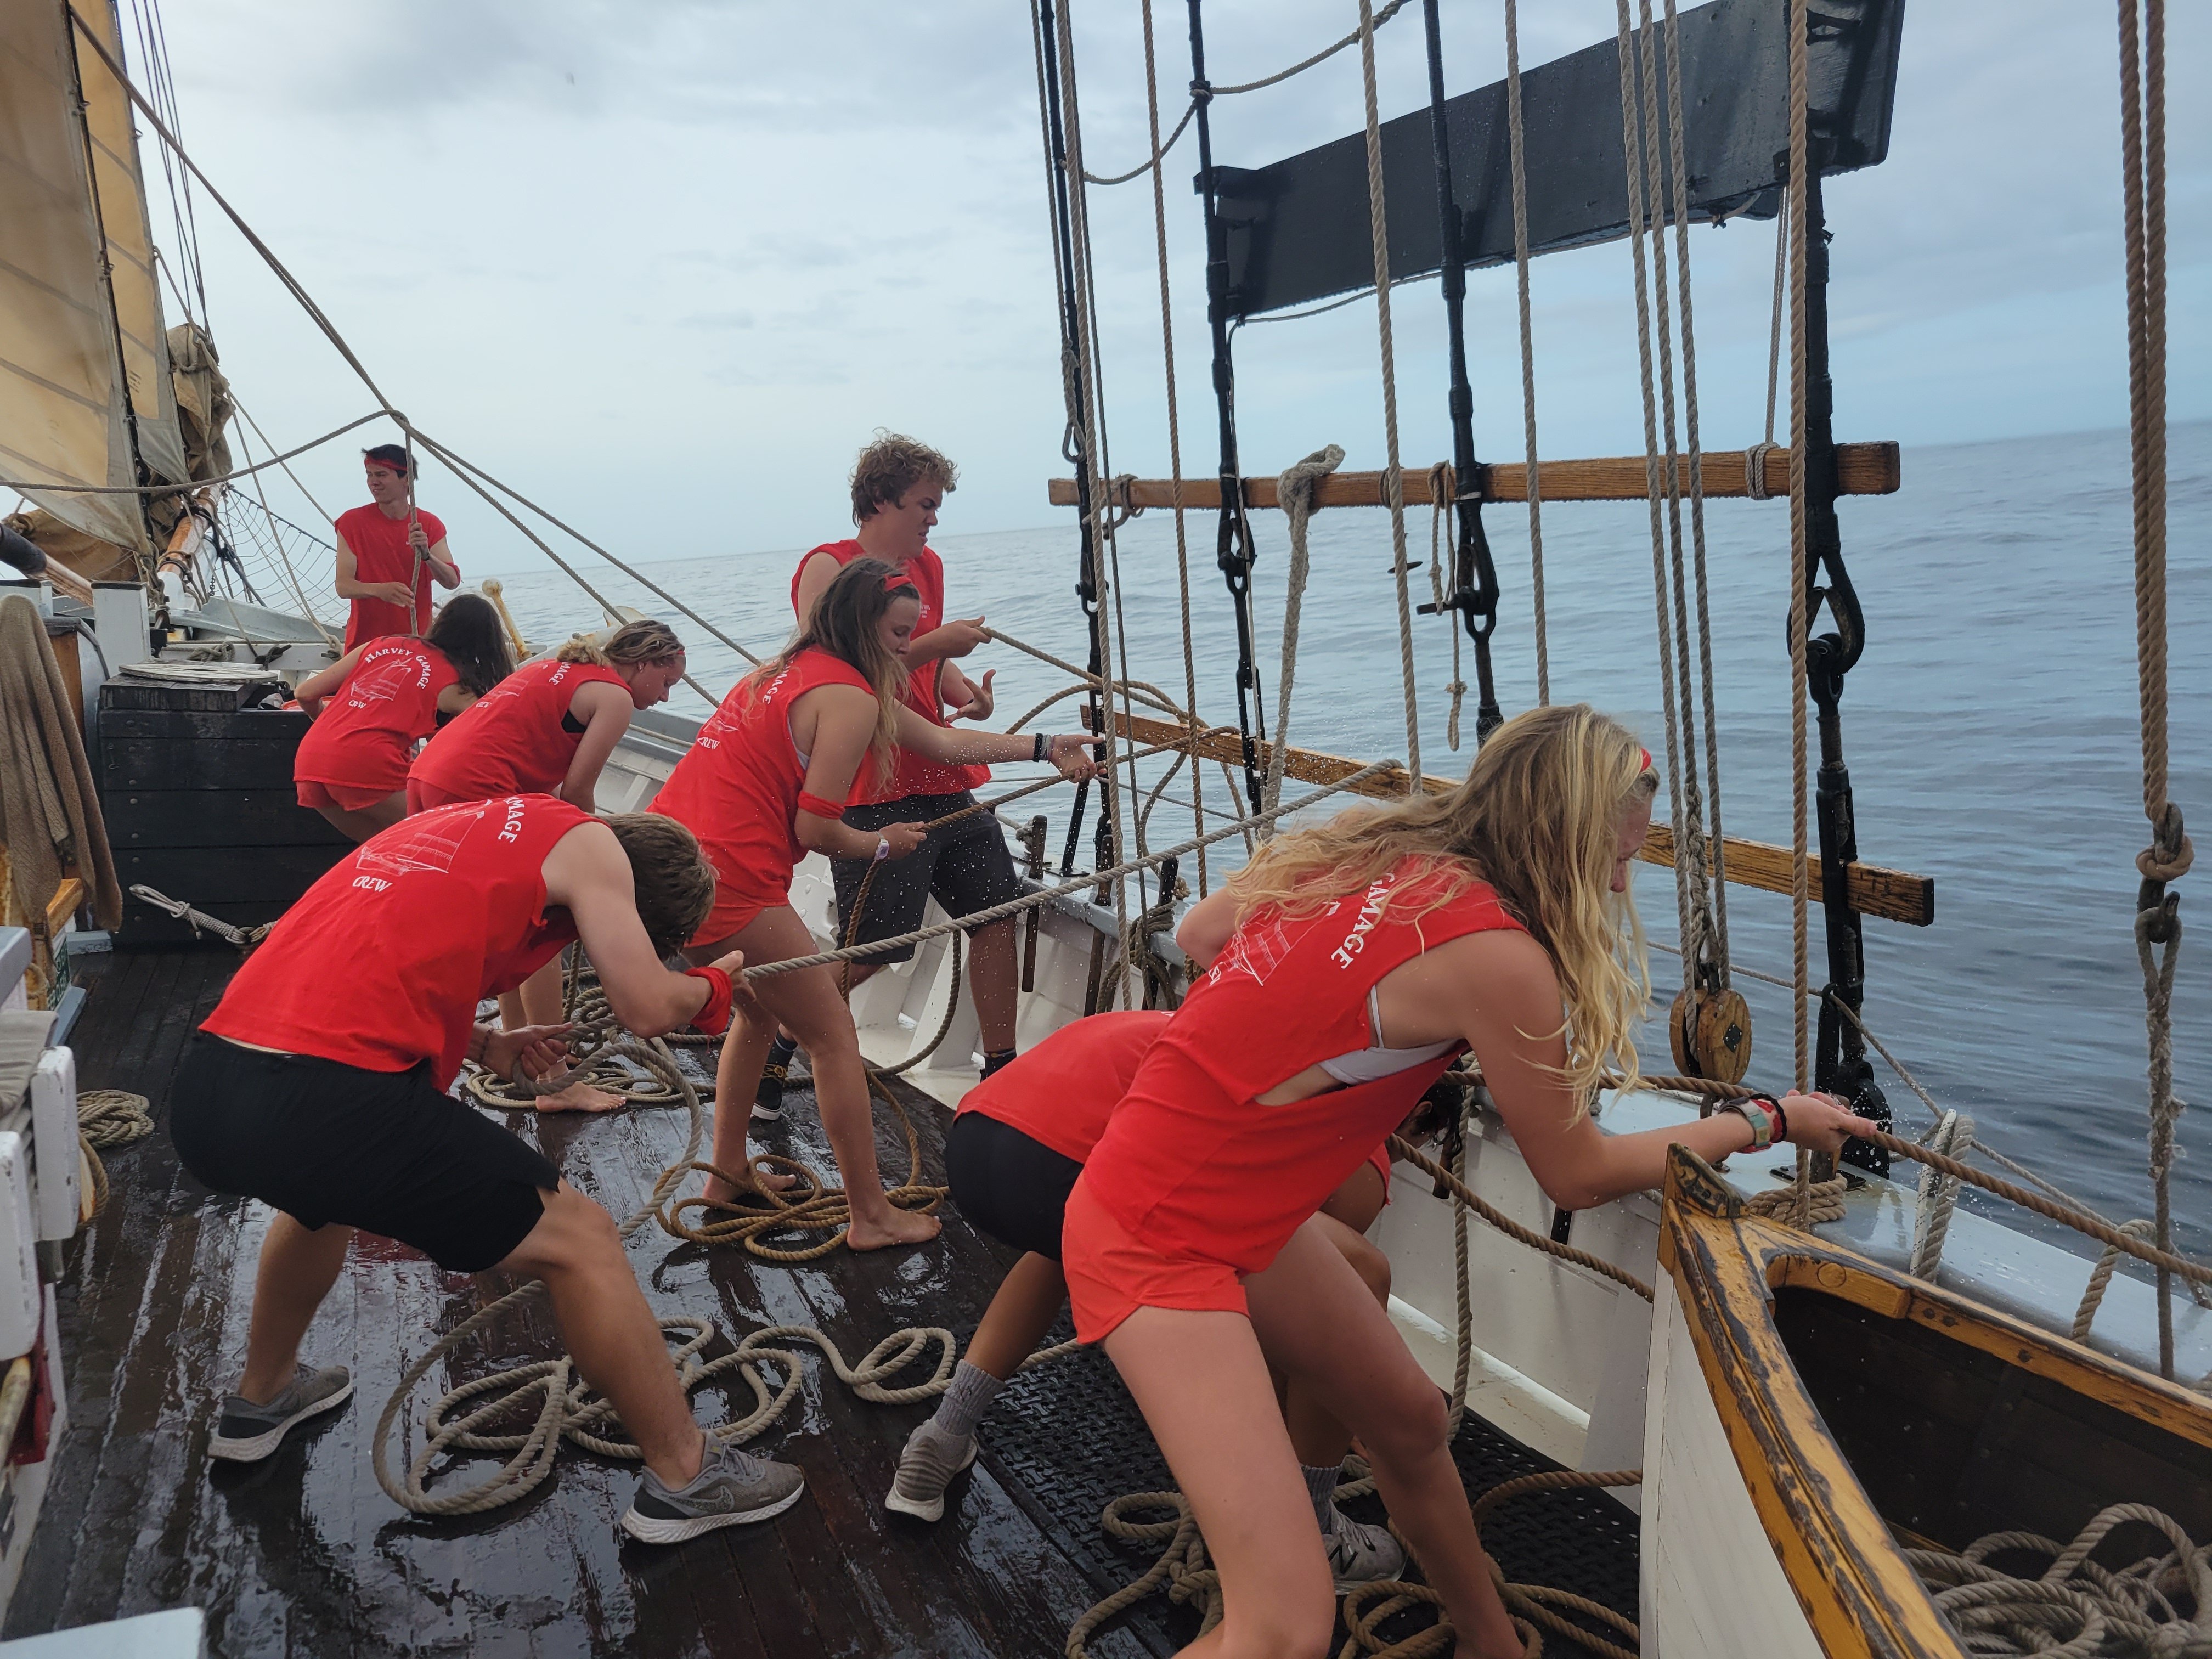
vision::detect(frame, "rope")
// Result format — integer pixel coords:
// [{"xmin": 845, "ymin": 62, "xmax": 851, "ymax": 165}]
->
[
  {"xmin": 1502, "ymin": 0, "xmax": 1549, "ymax": 706},
  {"xmin": 1388, "ymin": 1136, "xmax": 1655, "ymax": 1302},
  {"xmin": 2117, "ymin": 0, "xmax": 2187, "ymax": 1383},
  {"xmin": 73, "ymin": 1087, "xmax": 151, "ymax": 1220},
  {"xmin": 738, "ymin": 763, "xmax": 1403, "ymax": 984},
  {"xmin": 1907, "ymin": 1502, "xmax": 2211, "ymax": 1657},
  {"xmin": 0, "ymin": 411, "xmax": 388, "ymax": 497},
  {"xmin": 1138, "ymin": 0, "xmax": 1211, "ymax": 895},
  {"xmin": 371, "ymin": 1033, "xmax": 956, "ymax": 1517},
  {"xmin": 1908, "ymin": 1109, "xmax": 1973, "ymax": 1280},
  {"xmin": 1425, "ymin": 464, "xmax": 1468, "ymax": 749},
  {"xmin": 1785, "ymin": 0, "xmax": 1815, "ymax": 1254},
  {"xmin": 1262, "ymin": 445, "xmax": 1344, "ymax": 832},
  {"xmin": 1078, "ymin": 0, "xmax": 1413, "ymax": 185},
  {"xmin": 1355, "ymin": 0, "xmax": 1424, "ymax": 789}
]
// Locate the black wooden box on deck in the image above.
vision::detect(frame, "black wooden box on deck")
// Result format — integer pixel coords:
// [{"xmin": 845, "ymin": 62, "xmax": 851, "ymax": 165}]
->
[{"xmin": 96, "ymin": 678, "xmax": 351, "ymax": 946}]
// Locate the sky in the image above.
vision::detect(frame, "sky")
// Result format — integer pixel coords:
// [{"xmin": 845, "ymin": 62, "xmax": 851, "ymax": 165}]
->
[{"xmin": 69, "ymin": 0, "xmax": 2212, "ymax": 575}]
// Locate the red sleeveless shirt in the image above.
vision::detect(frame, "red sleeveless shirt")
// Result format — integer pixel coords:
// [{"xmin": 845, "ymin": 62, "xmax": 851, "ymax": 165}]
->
[
  {"xmin": 792, "ymin": 540, "xmax": 986, "ymax": 802},
  {"xmin": 295, "ymin": 639, "xmax": 460, "ymax": 795},
  {"xmin": 957, "ymin": 1009, "xmax": 1171, "ymax": 1163},
  {"xmin": 651, "ymin": 646, "xmax": 876, "ymax": 919},
  {"xmin": 1077, "ymin": 859, "xmax": 1523, "ymax": 1273},
  {"xmin": 202, "ymin": 795, "xmax": 592, "ymax": 1087},
  {"xmin": 408, "ymin": 657, "xmax": 629, "ymax": 803}
]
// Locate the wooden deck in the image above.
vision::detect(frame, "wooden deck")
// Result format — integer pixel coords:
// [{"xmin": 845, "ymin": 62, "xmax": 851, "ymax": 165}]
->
[{"xmin": 8, "ymin": 946, "xmax": 1171, "ymax": 1658}]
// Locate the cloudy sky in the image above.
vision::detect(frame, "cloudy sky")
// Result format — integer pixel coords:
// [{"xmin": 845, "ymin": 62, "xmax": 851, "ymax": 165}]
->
[{"xmin": 95, "ymin": 0, "xmax": 2210, "ymax": 572}]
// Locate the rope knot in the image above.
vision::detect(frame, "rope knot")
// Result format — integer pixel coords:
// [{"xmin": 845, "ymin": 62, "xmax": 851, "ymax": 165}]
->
[
  {"xmin": 1743, "ymin": 439, "xmax": 1780, "ymax": 500},
  {"xmin": 2138, "ymin": 802, "xmax": 2195, "ymax": 884}
]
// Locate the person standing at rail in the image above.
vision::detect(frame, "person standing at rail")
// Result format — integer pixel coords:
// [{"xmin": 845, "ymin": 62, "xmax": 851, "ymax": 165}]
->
[
  {"xmin": 650, "ymin": 558, "xmax": 1096, "ymax": 1251},
  {"xmin": 761, "ymin": 433, "xmax": 1014, "ymax": 1118},
  {"xmin": 291, "ymin": 592, "xmax": 514, "ymax": 840},
  {"xmin": 173, "ymin": 799, "xmax": 808, "ymax": 1543},
  {"xmin": 409, "ymin": 618, "xmax": 689, "ymax": 1111},
  {"xmin": 1060, "ymin": 704, "xmax": 1877, "ymax": 1659},
  {"xmin": 336, "ymin": 445, "xmax": 461, "ymax": 650},
  {"xmin": 890, "ymin": 1008, "xmax": 1410, "ymax": 1594}
]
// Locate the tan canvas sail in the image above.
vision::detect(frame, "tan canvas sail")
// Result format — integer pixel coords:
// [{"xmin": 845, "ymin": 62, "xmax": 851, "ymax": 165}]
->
[{"xmin": 69, "ymin": 0, "xmax": 187, "ymax": 489}]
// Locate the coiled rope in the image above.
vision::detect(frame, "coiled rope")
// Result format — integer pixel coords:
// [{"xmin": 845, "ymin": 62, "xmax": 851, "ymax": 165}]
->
[{"xmin": 74, "ymin": 1088, "xmax": 153, "ymax": 1219}]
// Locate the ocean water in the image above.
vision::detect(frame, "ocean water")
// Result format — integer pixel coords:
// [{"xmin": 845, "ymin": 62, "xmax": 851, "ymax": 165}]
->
[{"xmin": 493, "ymin": 421, "xmax": 2210, "ymax": 1260}]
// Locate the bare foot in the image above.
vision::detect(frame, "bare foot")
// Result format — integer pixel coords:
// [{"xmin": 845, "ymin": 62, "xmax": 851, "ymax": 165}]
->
[
  {"xmin": 533, "ymin": 1079, "xmax": 625, "ymax": 1114},
  {"xmin": 705, "ymin": 1168, "xmax": 801, "ymax": 1206},
  {"xmin": 845, "ymin": 1207, "xmax": 942, "ymax": 1252}
]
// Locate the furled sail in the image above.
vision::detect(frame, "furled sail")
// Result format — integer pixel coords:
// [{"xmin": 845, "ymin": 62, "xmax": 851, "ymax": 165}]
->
[{"xmin": 0, "ymin": 0, "xmax": 187, "ymax": 557}]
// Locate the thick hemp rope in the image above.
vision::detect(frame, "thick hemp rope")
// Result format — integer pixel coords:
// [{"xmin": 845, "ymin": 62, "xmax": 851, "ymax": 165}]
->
[
  {"xmin": 371, "ymin": 1034, "xmax": 956, "ymax": 1517},
  {"xmin": 75, "ymin": 1088, "xmax": 152, "ymax": 1219},
  {"xmin": 1502, "ymin": 0, "xmax": 1550, "ymax": 707},
  {"xmin": 1262, "ymin": 445, "xmax": 1345, "ymax": 833}
]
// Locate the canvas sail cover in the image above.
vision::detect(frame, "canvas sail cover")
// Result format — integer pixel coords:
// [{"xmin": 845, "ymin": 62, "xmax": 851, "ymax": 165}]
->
[{"xmin": 0, "ymin": 0, "xmax": 185, "ymax": 555}]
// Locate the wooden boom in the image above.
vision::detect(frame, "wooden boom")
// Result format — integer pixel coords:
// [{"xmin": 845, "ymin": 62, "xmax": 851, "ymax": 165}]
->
[
  {"xmin": 1094, "ymin": 710, "xmax": 1933, "ymax": 928},
  {"xmin": 1049, "ymin": 442, "xmax": 1899, "ymax": 510}
]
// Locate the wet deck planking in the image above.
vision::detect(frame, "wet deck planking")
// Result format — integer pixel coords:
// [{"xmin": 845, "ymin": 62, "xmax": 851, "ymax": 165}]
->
[{"xmin": 9, "ymin": 947, "xmax": 1166, "ymax": 1658}]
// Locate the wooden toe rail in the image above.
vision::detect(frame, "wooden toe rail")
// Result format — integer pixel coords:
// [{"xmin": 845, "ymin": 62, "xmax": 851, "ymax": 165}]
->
[
  {"xmin": 1049, "ymin": 442, "xmax": 1899, "ymax": 511},
  {"xmin": 1093, "ymin": 711, "xmax": 1933, "ymax": 927}
]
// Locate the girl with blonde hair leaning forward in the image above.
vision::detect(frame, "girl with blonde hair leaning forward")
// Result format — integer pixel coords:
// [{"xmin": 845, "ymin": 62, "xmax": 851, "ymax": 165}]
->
[
  {"xmin": 409, "ymin": 617, "xmax": 690, "ymax": 1111},
  {"xmin": 1060, "ymin": 703, "xmax": 1876, "ymax": 1658},
  {"xmin": 651, "ymin": 558, "xmax": 1095, "ymax": 1250}
]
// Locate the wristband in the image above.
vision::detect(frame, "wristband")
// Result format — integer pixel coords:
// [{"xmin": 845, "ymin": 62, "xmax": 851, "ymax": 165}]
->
[
  {"xmin": 1033, "ymin": 732, "xmax": 1048, "ymax": 763},
  {"xmin": 873, "ymin": 836, "xmax": 891, "ymax": 861},
  {"xmin": 796, "ymin": 789, "xmax": 844, "ymax": 820},
  {"xmin": 1719, "ymin": 1094, "xmax": 1781, "ymax": 1152},
  {"xmin": 683, "ymin": 965, "xmax": 735, "ymax": 1036}
]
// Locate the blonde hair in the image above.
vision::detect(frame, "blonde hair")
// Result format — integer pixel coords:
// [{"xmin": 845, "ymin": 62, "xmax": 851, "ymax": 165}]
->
[
  {"xmin": 1227, "ymin": 703, "xmax": 1657, "ymax": 1105},
  {"xmin": 747, "ymin": 556, "xmax": 915, "ymax": 792},
  {"xmin": 556, "ymin": 618, "xmax": 685, "ymax": 670}
]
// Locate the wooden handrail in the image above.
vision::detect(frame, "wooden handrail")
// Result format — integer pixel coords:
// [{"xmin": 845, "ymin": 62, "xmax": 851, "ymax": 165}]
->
[
  {"xmin": 1093, "ymin": 710, "xmax": 1933, "ymax": 927},
  {"xmin": 1049, "ymin": 442, "xmax": 1899, "ymax": 510}
]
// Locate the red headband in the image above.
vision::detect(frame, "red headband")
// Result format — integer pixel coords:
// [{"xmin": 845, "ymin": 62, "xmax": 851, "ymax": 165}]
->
[
  {"xmin": 365, "ymin": 459, "xmax": 408, "ymax": 477},
  {"xmin": 1638, "ymin": 748, "xmax": 1653, "ymax": 774},
  {"xmin": 884, "ymin": 571, "xmax": 917, "ymax": 593}
]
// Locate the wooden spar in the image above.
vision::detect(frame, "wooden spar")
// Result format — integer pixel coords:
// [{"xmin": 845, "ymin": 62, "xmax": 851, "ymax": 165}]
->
[
  {"xmin": 1048, "ymin": 441, "xmax": 1900, "ymax": 510},
  {"xmin": 1095, "ymin": 709, "xmax": 1933, "ymax": 927},
  {"xmin": 155, "ymin": 486, "xmax": 212, "ymax": 579}
]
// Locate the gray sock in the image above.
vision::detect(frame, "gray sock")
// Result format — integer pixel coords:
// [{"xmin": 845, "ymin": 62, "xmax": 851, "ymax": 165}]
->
[
  {"xmin": 1301, "ymin": 1462, "xmax": 1344, "ymax": 1536},
  {"xmin": 931, "ymin": 1362, "xmax": 1005, "ymax": 1440}
]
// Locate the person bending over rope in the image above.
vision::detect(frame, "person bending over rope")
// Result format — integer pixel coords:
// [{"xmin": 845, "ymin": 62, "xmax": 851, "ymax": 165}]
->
[
  {"xmin": 292, "ymin": 592, "xmax": 514, "ymax": 840},
  {"xmin": 410, "ymin": 618, "xmax": 689, "ymax": 1112},
  {"xmin": 651, "ymin": 558, "xmax": 1094, "ymax": 1251},
  {"xmin": 891, "ymin": 1009, "xmax": 1410, "ymax": 1592},
  {"xmin": 172, "ymin": 798, "xmax": 808, "ymax": 1542},
  {"xmin": 1060, "ymin": 704, "xmax": 1877, "ymax": 1659},
  {"xmin": 337, "ymin": 445, "xmax": 460, "ymax": 650},
  {"xmin": 764, "ymin": 433, "xmax": 1013, "ymax": 1118}
]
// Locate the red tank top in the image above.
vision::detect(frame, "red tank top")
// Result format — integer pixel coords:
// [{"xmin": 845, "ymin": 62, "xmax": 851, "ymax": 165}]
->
[
  {"xmin": 336, "ymin": 503, "xmax": 450, "ymax": 650},
  {"xmin": 202, "ymin": 795, "xmax": 591, "ymax": 1086},
  {"xmin": 408, "ymin": 657, "xmax": 629, "ymax": 803},
  {"xmin": 1078, "ymin": 859, "xmax": 1523, "ymax": 1273},
  {"xmin": 294, "ymin": 639, "xmax": 460, "ymax": 795},
  {"xmin": 650, "ymin": 646, "xmax": 876, "ymax": 915},
  {"xmin": 958, "ymin": 1009, "xmax": 1170, "ymax": 1163},
  {"xmin": 792, "ymin": 540, "xmax": 986, "ymax": 802}
]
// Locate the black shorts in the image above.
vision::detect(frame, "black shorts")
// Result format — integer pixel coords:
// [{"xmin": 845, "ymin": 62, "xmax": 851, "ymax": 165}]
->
[
  {"xmin": 831, "ymin": 791, "xmax": 1023, "ymax": 964},
  {"xmin": 170, "ymin": 1034, "xmax": 557, "ymax": 1273},
  {"xmin": 944, "ymin": 1111, "xmax": 1082, "ymax": 1261}
]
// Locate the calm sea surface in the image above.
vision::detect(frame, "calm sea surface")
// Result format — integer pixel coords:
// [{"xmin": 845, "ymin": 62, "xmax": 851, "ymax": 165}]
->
[{"xmin": 493, "ymin": 422, "xmax": 2211, "ymax": 1259}]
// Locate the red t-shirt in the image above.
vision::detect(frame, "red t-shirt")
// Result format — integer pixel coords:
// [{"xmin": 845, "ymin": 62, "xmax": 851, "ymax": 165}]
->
[
  {"xmin": 408, "ymin": 657, "xmax": 629, "ymax": 804},
  {"xmin": 202, "ymin": 795, "xmax": 590, "ymax": 1087},
  {"xmin": 791, "ymin": 540, "xmax": 987, "ymax": 803},
  {"xmin": 651, "ymin": 646, "xmax": 876, "ymax": 921},
  {"xmin": 1075, "ymin": 860, "xmax": 1523, "ymax": 1274},
  {"xmin": 295, "ymin": 639, "xmax": 459, "ymax": 796},
  {"xmin": 336, "ymin": 503, "xmax": 452, "ymax": 651},
  {"xmin": 958, "ymin": 1009, "xmax": 1171, "ymax": 1163}
]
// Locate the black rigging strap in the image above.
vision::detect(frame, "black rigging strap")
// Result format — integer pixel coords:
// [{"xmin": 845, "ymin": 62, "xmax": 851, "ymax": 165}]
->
[
  {"xmin": 1412, "ymin": 0, "xmax": 1504, "ymax": 743},
  {"xmin": 1188, "ymin": 0, "xmax": 1267, "ymax": 817},
  {"xmin": 1790, "ymin": 144, "xmax": 1889, "ymax": 1175}
]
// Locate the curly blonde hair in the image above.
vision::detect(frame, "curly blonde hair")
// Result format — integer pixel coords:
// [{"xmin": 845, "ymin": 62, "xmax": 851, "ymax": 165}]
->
[
  {"xmin": 556, "ymin": 618, "xmax": 685, "ymax": 669},
  {"xmin": 1226, "ymin": 703, "xmax": 1657, "ymax": 1104},
  {"xmin": 849, "ymin": 432, "xmax": 957, "ymax": 524}
]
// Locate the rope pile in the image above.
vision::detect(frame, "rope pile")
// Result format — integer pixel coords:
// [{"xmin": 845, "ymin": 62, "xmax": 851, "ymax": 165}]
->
[
  {"xmin": 74, "ymin": 1087, "xmax": 151, "ymax": 1218},
  {"xmin": 1908, "ymin": 1503, "xmax": 2210, "ymax": 1657}
]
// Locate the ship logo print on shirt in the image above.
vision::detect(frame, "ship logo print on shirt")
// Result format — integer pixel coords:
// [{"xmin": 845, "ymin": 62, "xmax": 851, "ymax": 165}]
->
[
  {"xmin": 1208, "ymin": 917, "xmax": 1295, "ymax": 989},
  {"xmin": 346, "ymin": 654, "xmax": 427, "ymax": 708},
  {"xmin": 353, "ymin": 799, "xmax": 492, "ymax": 882}
]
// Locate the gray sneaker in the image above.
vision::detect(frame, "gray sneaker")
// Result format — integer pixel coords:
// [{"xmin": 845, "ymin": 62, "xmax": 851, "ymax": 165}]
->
[
  {"xmin": 1326, "ymin": 1512, "xmax": 1407, "ymax": 1592},
  {"xmin": 208, "ymin": 1364, "xmax": 354, "ymax": 1463},
  {"xmin": 884, "ymin": 1418, "xmax": 978, "ymax": 1522},
  {"xmin": 620, "ymin": 1437, "xmax": 806, "ymax": 1544}
]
